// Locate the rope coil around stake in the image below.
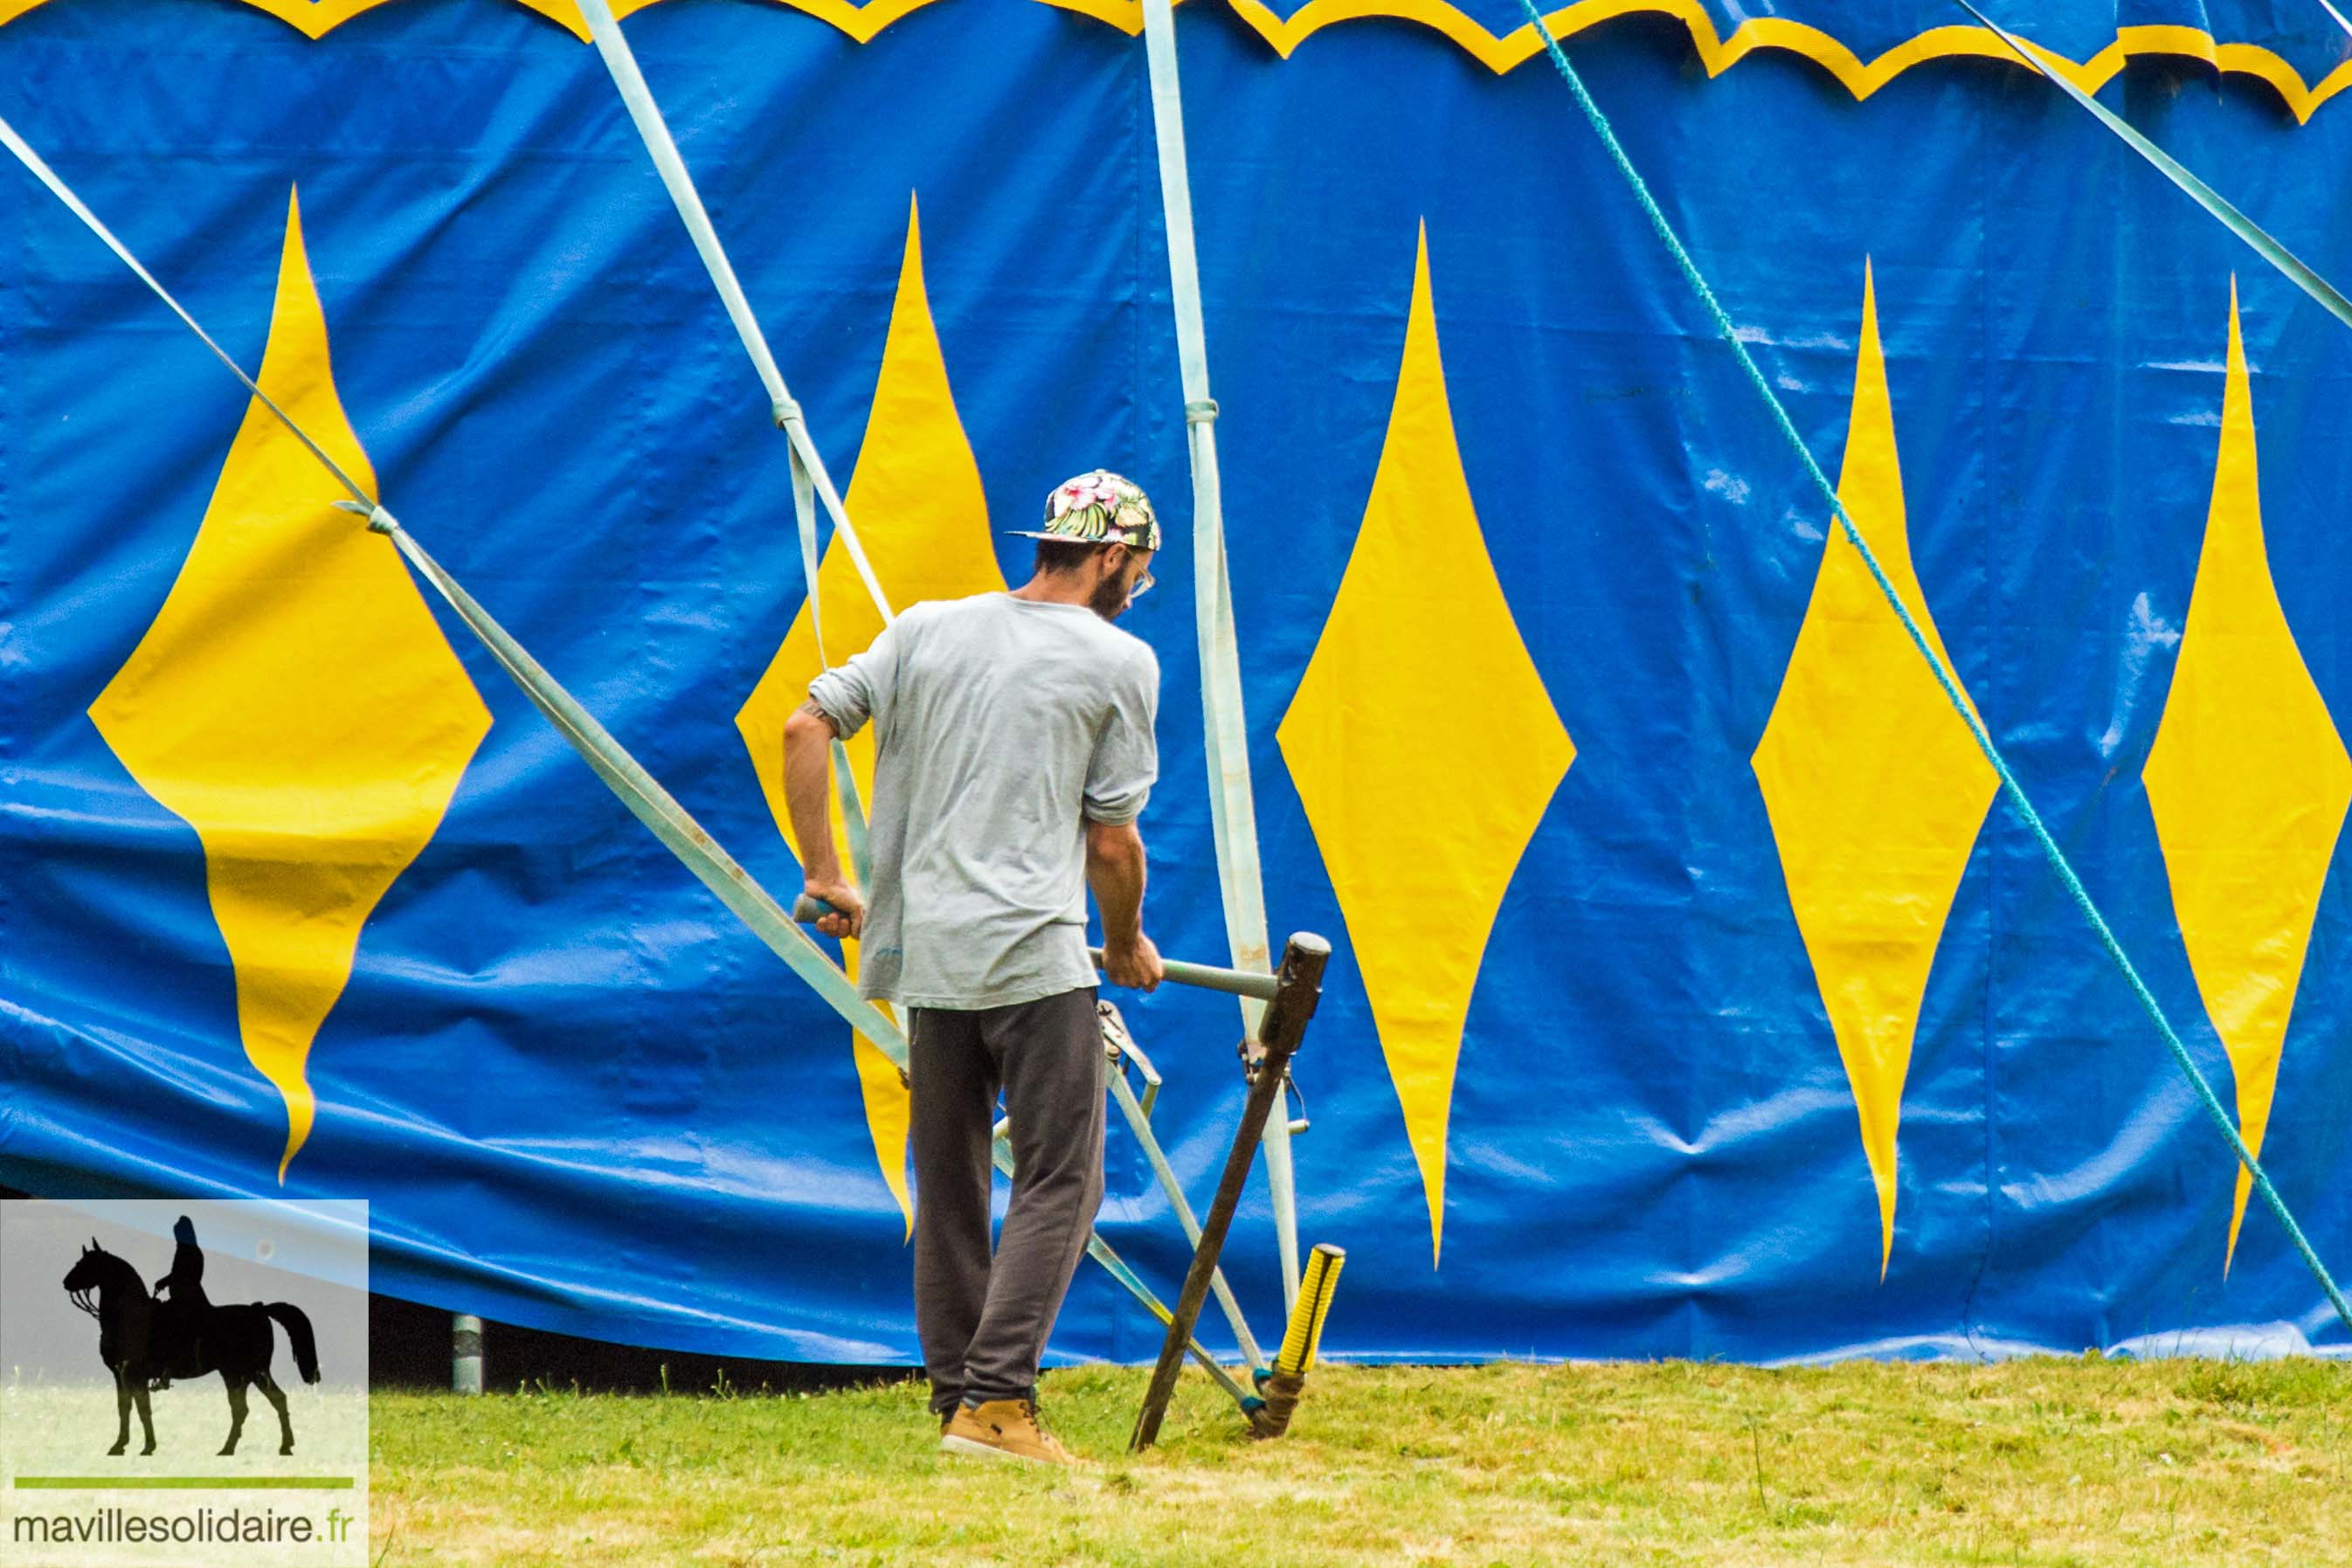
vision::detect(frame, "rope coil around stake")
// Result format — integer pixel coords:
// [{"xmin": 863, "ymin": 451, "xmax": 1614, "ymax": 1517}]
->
[{"xmin": 1250, "ymin": 1242, "xmax": 1345, "ymax": 1438}]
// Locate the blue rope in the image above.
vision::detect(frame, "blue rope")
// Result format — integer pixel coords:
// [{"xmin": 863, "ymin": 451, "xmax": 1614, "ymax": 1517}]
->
[{"xmin": 1512, "ymin": 0, "xmax": 2352, "ymax": 1336}]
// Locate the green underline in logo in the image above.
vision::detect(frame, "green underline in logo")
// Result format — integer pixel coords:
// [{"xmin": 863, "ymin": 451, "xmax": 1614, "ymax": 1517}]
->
[{"xmin": 9, "ymin": 1476, "xmax": 356, "ymax": 1489}]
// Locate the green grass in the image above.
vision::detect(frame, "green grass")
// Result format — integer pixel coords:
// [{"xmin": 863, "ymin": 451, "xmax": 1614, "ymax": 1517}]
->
[{"xmin": 370, "ymin": 1357, "xmax": 2352, "ymax": 1565}]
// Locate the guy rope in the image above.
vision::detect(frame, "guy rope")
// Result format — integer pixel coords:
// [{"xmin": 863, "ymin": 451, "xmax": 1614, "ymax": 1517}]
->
[{"xmin": 1511, "ymin": 0, "xmax": 2352, "ymax": 1337}]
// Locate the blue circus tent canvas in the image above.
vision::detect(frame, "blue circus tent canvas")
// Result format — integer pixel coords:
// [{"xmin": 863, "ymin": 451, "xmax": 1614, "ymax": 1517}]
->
[{"xmin": 3, "ymin": 0, "xmax": 2352, "ymax": 1364}]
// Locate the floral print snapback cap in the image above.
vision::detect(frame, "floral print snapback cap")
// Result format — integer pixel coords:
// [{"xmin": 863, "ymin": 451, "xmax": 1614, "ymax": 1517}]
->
[{"xmin": 1005, "ymin": 469, "xmax": 1160, "ymax": 552}]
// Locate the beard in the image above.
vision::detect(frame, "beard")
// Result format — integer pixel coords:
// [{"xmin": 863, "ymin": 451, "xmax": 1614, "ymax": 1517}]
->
[{"xmin": 1088, "ymin": 571, "xmax": 1131, "ymax": 620}]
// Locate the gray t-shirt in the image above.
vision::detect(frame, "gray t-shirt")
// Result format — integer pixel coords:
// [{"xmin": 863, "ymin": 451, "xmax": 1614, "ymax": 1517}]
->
[{"xmin": 806, "ymin": 592, "xmax": 1159, "ymax": 1011}]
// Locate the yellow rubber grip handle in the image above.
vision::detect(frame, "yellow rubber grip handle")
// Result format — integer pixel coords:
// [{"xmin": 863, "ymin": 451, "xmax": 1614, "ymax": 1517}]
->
[{"xmin": 1275, "ymin": 1243, "xmax": 1345, "ymax": 1376}]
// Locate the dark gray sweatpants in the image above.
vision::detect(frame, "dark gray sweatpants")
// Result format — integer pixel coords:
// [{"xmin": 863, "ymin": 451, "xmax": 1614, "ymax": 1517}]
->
[{"xmin": 909, "ymin": 986, "xmax": 1106, "ymax": 1413}]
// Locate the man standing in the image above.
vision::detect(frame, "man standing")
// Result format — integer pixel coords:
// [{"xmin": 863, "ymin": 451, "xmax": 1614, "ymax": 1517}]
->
[{"xmin": 783, "ymin": 469, "xmax": 1168, "ymax": 1466}]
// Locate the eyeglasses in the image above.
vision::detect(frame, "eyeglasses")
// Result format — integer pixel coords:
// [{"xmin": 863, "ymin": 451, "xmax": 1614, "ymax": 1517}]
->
[{"xmin": 1126, "ymin": 565, "xmax": 1155, "ymax": 604}]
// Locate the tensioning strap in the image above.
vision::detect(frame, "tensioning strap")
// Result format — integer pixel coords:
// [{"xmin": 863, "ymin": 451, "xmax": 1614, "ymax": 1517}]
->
[
  {"xmin": 786, "ymin": 395, "xmax": 832, "ymax": 671},
  {"xmin": 578, "ymin": 0, "xmax": 896, "ymax": 898},
  {"xmin": 1137, "ymin": 0, "xmax": 1304, "ymax": 1315},
  {"xmin": 1957, "ymin": 1, "xmax": 2352, "ymax": 334},
  {"xmin": 573, "ymin": 0, "xmax": 896, "ymax": 650},
  {"xmin": 1512, "ymin": 0, "xmax": 2352, "ymax": 1334}
]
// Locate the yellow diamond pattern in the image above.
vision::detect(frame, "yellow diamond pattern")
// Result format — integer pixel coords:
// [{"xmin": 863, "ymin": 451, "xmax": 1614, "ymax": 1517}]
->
[
  {"xmin": 89, "ymin": 188, "xmax": 491, "ymax": 1183},
  {"xmin": 1277, "ymin": 222, "xmax": 1572, "ymax": 1267},
  {"xmin": 1751, "ymin": 261, "xmax": 1995, "ymax": 1276},
  {"xmin": 2143, "ymin": 279, "xmax": 2351, "ymax": 1273},
  {"xmin": 736, "ymin": 194, "xmax": 1004, "ymax": 1238}
]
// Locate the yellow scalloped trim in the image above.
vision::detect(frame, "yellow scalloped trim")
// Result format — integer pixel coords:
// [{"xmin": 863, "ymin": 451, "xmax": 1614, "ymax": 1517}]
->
[
  {"xmin": 0, "ymin": 0, "xmax": 398, "ymax": 39},
  {"xmin": 481, "ymin": 0, "xmax": 1162, "ymax": 43},
  {"xmin": 1227, "ymin": 0, "xmax": 2352, "ymax": 121},
  {"xmin": 515, "ymin": 0, "xmax": 932, "ymax": 43},
  {"xmin": 0, "ymin": 0, "xmax": 2342, "ymax": 123}
]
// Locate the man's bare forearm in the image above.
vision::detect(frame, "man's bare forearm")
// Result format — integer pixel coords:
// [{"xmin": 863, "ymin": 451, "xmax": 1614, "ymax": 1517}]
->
[
  {"xmin": 782, "ymin": 702, "xmax": 863, "ymax": 940},
  {"xmin": 1086, "ymin": 819, "xmax": 1162, "ymax": 991},
  {"xmin": 784, "ymin": 702, "xmax": 843, "ymax": 881},
  {"xmin": 1085, "ymin": 820, "xmax": 1147, "ymax": 949}
]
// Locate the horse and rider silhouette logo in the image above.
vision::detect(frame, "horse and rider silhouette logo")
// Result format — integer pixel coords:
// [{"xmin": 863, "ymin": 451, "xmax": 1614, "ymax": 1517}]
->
[{"xmin": 59, "ymin": 1214, "xmax": 322, "ymax": 1457}]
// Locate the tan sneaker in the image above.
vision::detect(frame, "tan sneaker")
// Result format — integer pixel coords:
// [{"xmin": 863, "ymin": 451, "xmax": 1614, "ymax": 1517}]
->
[{"xmin": 940, "ymin": 1398, "xmax": 1089, "ymax": 1466}]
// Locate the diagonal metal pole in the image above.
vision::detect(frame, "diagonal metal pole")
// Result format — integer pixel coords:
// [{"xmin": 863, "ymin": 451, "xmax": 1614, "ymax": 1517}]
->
[
  {"xmin": 577, "ymin": 0, "xmax": 888, "ymax": 895},
  {"xmin": 0, "ymin": 108, "xmax": 1266, "ymax": 1407},
  {"xmin": 394, "ymin": 522, "xmax": 1254, "ymax": 1408}
]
